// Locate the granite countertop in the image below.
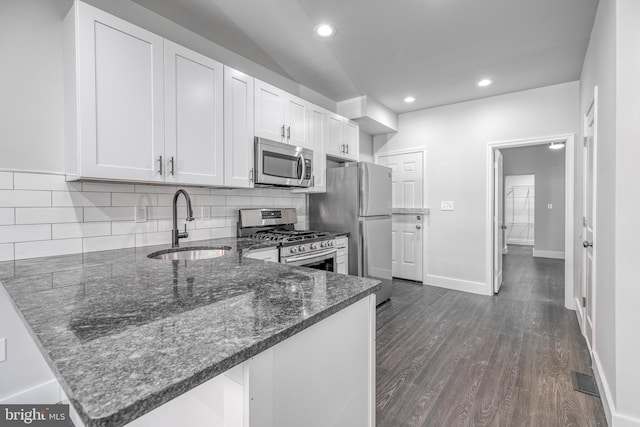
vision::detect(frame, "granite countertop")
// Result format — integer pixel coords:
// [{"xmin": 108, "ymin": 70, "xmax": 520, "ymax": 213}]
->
[{"xmin": 0, "ymin": 237, "xmax": 380, "ymax": 427}]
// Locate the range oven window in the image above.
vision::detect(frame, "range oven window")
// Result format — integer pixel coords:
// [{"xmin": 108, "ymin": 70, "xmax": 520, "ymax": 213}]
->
[
  {"xmin": 263, "ymin": 151, "xmax": 299, "ymax": 180},
  {"xmin": 303, "ymin": 257, "xmax": 335, "ymax": 272}
]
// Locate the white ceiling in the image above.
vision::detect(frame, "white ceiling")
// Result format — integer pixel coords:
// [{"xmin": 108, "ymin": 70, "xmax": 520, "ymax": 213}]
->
[{"xmin": 132, "ymin": 0, "xmax": 598, "ymax": 114}]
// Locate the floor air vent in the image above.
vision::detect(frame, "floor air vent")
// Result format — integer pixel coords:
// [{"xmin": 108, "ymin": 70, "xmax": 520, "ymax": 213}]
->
[{"xmin": 571, "ymin": 371, "xmax": 600, "ymax": 397}]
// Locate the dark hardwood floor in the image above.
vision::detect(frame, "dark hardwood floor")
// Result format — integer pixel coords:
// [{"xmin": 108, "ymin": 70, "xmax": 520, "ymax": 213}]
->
[{"xmin": 376, "ymin": 245, "xmax": 608, "ymax": 427}]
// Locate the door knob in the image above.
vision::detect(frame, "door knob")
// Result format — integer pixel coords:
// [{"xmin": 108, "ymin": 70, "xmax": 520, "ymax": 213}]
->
[
  {"xmin": 416, "ymin": 225, "xmax": 422, "ymax": 230},
  {"xmin": 501, "ymin": 225, "xmax": 508, "ymax": 230},
  {"xmin": 583, "ymin": 240, "xmax": 593, "ymax": 248},
  {"xmin": 417, "ymin": 215, "xmax": 422, "ymax": 220}
]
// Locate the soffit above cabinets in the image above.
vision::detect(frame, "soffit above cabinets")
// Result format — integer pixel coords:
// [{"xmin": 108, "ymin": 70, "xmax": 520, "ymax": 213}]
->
[{"xmin": 131, "ymin": 0, "xmax": 598, "ymax": 114}]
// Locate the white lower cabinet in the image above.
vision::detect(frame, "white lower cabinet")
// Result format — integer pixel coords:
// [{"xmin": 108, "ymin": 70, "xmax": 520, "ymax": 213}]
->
[
  {"xmin": 125, "ymin": 295, "xmax": 376, "ymax": 427},
  {"xmin": 244, "ymin": 247, "xmax": 278, "ymax": 262},
  {"xmin": 336, "ymin": 237, "xmax": 349, "ymax": 274}
]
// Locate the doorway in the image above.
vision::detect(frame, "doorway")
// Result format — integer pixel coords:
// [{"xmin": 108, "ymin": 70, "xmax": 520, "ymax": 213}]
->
[
  {"xmin": 504, "ymin": 174, "xmax": 535, "ymax": 247},
  {"xmin": 376, "ymin": 149, "xmax": 426, "ymax": 283},
  {"xmin": 486, "ymin": 135, "xmax": 575, "ymax": 308}
]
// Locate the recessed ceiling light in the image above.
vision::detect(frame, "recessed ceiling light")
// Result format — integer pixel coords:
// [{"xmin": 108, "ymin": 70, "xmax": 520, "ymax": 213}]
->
[
  {"xmin": 315, "ymin": 24, "xmax": 336, "ymax": 37},
  {"xmin": 477, "ymin": 79, "xmax": 493, "ymax": 87},
  {"xmin": 549, "ymin": 141, "xmax": 565, "ymax": 150},
  {"xmin": 404, "ymin": 96, "xmax": 415, "ymax": 103}
]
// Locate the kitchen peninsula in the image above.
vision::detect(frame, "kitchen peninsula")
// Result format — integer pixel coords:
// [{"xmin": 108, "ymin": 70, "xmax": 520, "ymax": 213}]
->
[{"xmin": 0, "ymin": 237, "xmax": 380, "ymax": 427}]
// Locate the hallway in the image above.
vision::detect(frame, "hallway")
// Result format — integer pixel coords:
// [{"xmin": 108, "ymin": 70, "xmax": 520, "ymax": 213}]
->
[{"xmin": 376, "ymin": 245, "xmax": 608, "ymax": 426}]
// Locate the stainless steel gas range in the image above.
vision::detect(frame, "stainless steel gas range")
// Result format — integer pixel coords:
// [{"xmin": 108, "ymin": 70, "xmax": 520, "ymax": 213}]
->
[{"xmin": 238, "ymin": 208, "xmax": 339, "ymax": 272}]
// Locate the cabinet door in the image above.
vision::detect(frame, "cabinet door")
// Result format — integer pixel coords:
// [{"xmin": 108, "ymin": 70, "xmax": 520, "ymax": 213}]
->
[
  {"xmin": 291, "ymin": 105, "xmax": 325, "ymax": 194},
  {"xmin": 224, "ymin": 67, "xmax": 255, "ymax": 188},
  {"xmin": 77, "ymin": 2, "xmax": 164, "ymax": 181},
  {"xmin": 164, "ymin": 41, "xmax": 223, "ymax": 186},
  {"xmin": 342, "ymin": 120, "xmax": 359, "ymax": 161},
  {"xmin": 255, "ymin": 80, "xmax": 285, "ymax": 142},
  {"xmin": 325, "ymin": 112, "xmax": 343, "ymax": 158},
  {"xmin": 337, "ymin": 255, "xmax": 347, "ymax": 274},
  {"xmin": 285, "ymin": 95, "xmax": 310, "ymax": 149}
]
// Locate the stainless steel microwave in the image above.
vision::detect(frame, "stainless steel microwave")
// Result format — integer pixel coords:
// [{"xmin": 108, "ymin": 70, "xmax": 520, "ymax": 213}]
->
[{"xmin": 254, "ymin": 137, "xmax": 313, "ymax": 187}]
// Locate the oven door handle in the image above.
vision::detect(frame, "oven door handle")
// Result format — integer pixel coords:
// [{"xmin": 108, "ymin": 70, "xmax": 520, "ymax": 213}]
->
[{"xmin": 282, "ymin": 248, "xmax": 337, "ymax": 264}]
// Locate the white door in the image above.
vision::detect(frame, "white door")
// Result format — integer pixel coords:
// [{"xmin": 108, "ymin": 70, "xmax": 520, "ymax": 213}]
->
[
  {"xmin": 224, "ymin": 66, "xmax": 255, "ymax": 188},
  {"xmin": 285, "ymin": 95, "xmax": 310, "ymax": 148},
  {"xmin": 325, "ymin": 112, "xmax": 343, "ymax": 158},
  {"xmin": 582, "ymin": 98, "xmax": 597, "ymax": 349},
  {"xmin": 78, "ymin": 2, "xmax": 164, "ymax": 182},
  {"xmin": 493, "ymin": 149, "xmax": 505, "ymax": 293},
  {"xmin": 164, "ymin": 41, "xmax": 223, "ymax": 186},
  {"xmin": 255, "ymin": 80, "xmax": 285, "ymax": 142},
  {"xmin": 378, "ymin": 151, "xmax": 424, "ymax": 282}
]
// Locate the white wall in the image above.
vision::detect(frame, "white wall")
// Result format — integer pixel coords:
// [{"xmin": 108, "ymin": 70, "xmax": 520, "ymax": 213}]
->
[
  {"xmin": 578, "ymin": 0, "xmax": 618, "ymax": 420},
  {"xmin": 502, "ymin": 145, "xmax": 565, "ymax": 255},
  {"xmin": 375, "ymin": 82, "xmax": 579, "ymax": 293}
]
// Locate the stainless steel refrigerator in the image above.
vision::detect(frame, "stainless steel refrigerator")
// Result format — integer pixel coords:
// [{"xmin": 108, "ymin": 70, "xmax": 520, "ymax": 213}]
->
[{"xmin": 309, "ymin": 162, "xmax": 393, "ymax": 304}]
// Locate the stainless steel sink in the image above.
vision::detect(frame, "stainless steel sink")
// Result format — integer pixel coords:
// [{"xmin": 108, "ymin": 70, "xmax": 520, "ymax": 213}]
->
[{"xmin": 147, "ymin": 246, "xmax": 232, "ymax": 261}]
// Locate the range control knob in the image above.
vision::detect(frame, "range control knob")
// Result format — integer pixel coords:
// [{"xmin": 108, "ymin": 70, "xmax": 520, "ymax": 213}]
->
[
  {"xmin": 291, "ymin": 247, "xmax": 298, "ymax": 253},
  {"xmin": 310, "ymin": 243, "xmax": 317, "ymax": 250},
  {"xmin": 328, "ymin": 241, "xmax": 334, "ymax": 246},
  {"xmin": 298, "ymin": 245, "xmax": 306, "ymax": 252},
  {"xmin": 320, "ymin": 241, "xmax": 326, "ymax": 247}
]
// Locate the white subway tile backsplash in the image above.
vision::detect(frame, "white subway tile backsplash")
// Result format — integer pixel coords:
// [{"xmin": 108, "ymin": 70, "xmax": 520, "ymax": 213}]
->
[
  {"xmin": 0, "ymin": 224, "xmax": 51, "ymax": 243},
  {"xmin": 52, "ymin": 191, "xmax": 111, "ymax": 207},
  {"xmin": 15, "ymin": 239, "xmax": 82, "ymax": 260},
  {"xmin": 226, "ymin": 196, "xmax": 252, "ymax": 206},
  {"xmin": 111, "ymin": 220, "xmax": 158, "ymax": 235},
  {"xmin": 84, "ymin": 207, "xmax": 135, "ymax": 222},
  {"xmin": 14, "ymin": 173, "xmax": 82, "ymax": 192},
  {"xmin": 135, "ymin": 231, "xmax": 171, "ymax": 247},
  {"xmin": 52, "ymin": 222, "xmax": 111, "ymax": 239},
  {"xmin": 0, "ymin": 172, "xmax": 13, "ymax": 189},
  {"xmin": 83, "ymin": 235, "xmax": 135, "ymax": 253},
  {"xmin": 0, "ymin": 172, "xmax": 306, "ymax": 260},
  {"xmin": 82, "ymin": 182, "xmax": 135, "ymax": 192},
  {"xmin": 112, "ymin": 193, "xmax": 158, "ymax": 207},
  {"xmin": 0, "ymin": 190, "xmax": 51, "ymax": 207},
  {"xmin": 16, "ymin": 207, "xmax": 83, "ymax": 224},
  {"xmin": 0, "ymin": 243, "xmax": 14, "ymax": 261},
  {"xmin": 0, "ymin": 208, "xmax": 14, "ymax": 225}
]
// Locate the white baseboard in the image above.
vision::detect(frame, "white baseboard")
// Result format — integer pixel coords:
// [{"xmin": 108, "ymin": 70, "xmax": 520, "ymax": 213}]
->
[
  {"xmin": 0, "ymin": 379, "xmax": 60, "ymax": 404},
  {"xmin": 532, "ymin": 249, "xmax": 565, "ymax": 259},
  {"xmin": 506, "ymin": 240, "xmax": 534, "ymax": 246},
  {"xmin": 592, "ymin": 350, "xmax": 614, "ymax": 426},
  {"xmin": 424, "ymin": 274, "xmax": 488, "ymax": 295},
  {"xmin": 574, "ymin": 298, "xmax": 584, "ymax": 331}
]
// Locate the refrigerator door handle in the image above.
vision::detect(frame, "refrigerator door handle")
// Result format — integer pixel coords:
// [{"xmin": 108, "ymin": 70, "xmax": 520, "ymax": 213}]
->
[{"xmin": 360, "ymin": 219, "xmax": 368, "ymax": 278}]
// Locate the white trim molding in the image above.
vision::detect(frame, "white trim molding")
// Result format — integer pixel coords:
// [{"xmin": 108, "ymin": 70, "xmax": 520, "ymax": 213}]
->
[
  {"xmin": 532, "ymin": 249, "xmax": 565, "ymax": 259},
  {"xmin": 424, "ymin": 274, "xmax": 487, "ymax": 295},
  {"xmin": 486, "ymin": 134, "xmax": 575, "ymax": 308}
]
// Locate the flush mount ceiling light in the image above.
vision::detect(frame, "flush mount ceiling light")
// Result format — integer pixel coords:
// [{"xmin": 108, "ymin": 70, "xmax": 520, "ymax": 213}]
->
[
  {"xmin": 549, "ymin": 141, "xmax": 565, "ymax": 150},
  {"xmin": 315, "ymin": 24, "xmax": 336, "ymax": 37},
  {"xmin": 404, "ymin": 96, "xmax": 416, "ymax": 103},
  {"xmin": 477, "ymin": 78, "xmax": 493, "ymax": 87}
]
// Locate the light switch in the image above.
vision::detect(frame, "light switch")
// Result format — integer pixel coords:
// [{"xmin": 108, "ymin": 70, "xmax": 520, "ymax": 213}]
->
[
  {"xmin": 201, "ymin": 206, "xmax": 211, "ymax": 220},
  {"xmin": 0, "ymin": 338, "xmax": 6, "ymax": 363},
  {"xmin": 135, "ymin": 206, "xmax": 147, "ymax": 223},
  {"xmin": 441, "ymin": 201, "xmax": 454, "ymax": 211},
  {"xmin": 547, "ymin": 203, "xmax": 553, "ymax": 209}
]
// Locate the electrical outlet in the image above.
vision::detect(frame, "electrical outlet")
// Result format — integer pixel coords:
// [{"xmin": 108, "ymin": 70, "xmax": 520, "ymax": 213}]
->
[
  {"xmin": 441, "ymin": 201, "xmax": 454, "ymax": 211},
  {"xmin": 135, "ymin": 206, "xmax": 147, "ymax": 223},
  {"xmin": 0, "ymin": 338, "xmax": 6, "ymax": 363},
  {"xmin": 547, "ymin": 203, "xmax": 553, "ymax": 209},
  {"xmin": 201, "ymin": 206, "xmax": 211, "ymax": 220}
]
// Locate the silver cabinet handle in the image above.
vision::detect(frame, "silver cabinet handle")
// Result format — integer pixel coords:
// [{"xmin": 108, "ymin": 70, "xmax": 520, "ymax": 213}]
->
[
  {"xmin": 287, "ymin": 126, "xmax": 291, "ymax": 140},
  {"xmin": 158, "ymin": 155, "xmax": 163, "ymax": 175},
  {"xmin": 281, "ymin": 125, "xmax": 285, "ymax": 139},
  {"xmin": 170, "ymin": 156, "xmax": 175, "ymax": 175},
  {"xmin": 346, "ymin": 144, "xmax": 349, "ymax": 154},
  {"xmin": 416, "ymin": 225, "xmax": 422, "ymax": 230},
  {"xmin": 583, "ymin": 240, "xmax": 593, "ymax": 248},
  {"xmin": 249, "ymin": 168, "xmax": 254, "ymax": 182}
]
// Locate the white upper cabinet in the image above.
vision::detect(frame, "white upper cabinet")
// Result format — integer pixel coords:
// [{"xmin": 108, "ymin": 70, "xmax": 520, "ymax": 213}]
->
[
  {"xmin": 254, "ymin": 80, "xmax": 310, "ymax": 148},
  {"xmin": 164, "ymin": 41, "xmax": 224, "ymax": 186},
  {"xmin": 292, "ymin": 105, "xmax": 326, "ymax": 194},
  {"xmin": 325, "ymin": 112, "xmax": 359, "ymax": 161},
  {"xmin": 65, "ymin": 1, "xmax": 165, "ymax": 182},
  {"xmin": 224, "ymin": 66, "xmax": 255, "ymax": 188}
]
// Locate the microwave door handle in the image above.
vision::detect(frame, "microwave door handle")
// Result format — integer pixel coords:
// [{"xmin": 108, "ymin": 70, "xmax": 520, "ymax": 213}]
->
[{"xmin": 297, "ymin": 153, "xmax": 306, "ymax": 184}]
